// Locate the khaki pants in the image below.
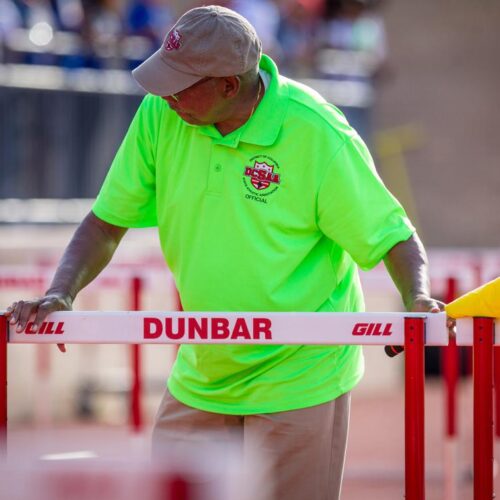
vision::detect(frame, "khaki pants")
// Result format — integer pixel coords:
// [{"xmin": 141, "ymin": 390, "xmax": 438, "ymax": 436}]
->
[{"xmin": 152, "ymin": 389, "xmax": 351, "ymax": 500}]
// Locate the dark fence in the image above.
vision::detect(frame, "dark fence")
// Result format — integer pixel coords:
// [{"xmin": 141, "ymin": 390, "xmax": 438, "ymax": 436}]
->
[
  {"xmin": 0, "ymin": 84, "xmax": 142, "ymax": 199},
  {"xmin": 0, "ymin": 65, "xmax": 370, "ymax": 199}
]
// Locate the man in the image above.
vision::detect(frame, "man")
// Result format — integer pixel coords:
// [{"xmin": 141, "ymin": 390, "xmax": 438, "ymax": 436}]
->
[{"xmin": 6, "ymin": 6, "xmax": 444, "ymax": 500}]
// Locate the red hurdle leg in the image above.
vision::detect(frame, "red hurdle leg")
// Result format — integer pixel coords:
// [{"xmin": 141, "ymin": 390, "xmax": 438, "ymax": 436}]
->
[
  {"xmin": 0, "ymin": 315, "xmax": 7, "ymax": 454},
  {"xmin": 494, "ymin": 345, "xmax": 500, "ymax": 438},
  {"xmin": 442, "ymin": 277, "xmax": 459, "ymax": 500},
  {"xmin": 172, "ymin": 283, "xmax": 182, "ymax": 360},
  {"xmin": 443, "ymin": 277, "xmax": 459, "ymax": 438},
  {"xmin": 473, "ymin": 317, "xmax": 494, "ymax": 500},
  {"xmin": 443, "ymin": 334, "xmax": 458, "ymax": 434},
  {"xmin": 130, "ymin": 276, "xmax": 143, "ymax": 433},
  {"xmin": 405, "ymin": 317, "xmax": 426, "ymax": 500}
]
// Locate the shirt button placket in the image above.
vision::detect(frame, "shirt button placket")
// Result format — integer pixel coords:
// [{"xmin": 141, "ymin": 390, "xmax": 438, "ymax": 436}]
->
[{"xmin": 207, "ymin": 161, "xmax": 224, "ymax": 195}]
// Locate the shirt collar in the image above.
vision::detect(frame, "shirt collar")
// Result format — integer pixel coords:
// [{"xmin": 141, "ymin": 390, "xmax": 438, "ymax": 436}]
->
[{"xmin": 195, "ymin": 55, "xmax": 289, "ymax": 148}]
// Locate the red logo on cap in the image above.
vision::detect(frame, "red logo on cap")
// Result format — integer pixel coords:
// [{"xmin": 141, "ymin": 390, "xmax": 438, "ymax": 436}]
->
[{"xmin": 164, "ymin": 29, "xmax": 182, "ymax": 51}]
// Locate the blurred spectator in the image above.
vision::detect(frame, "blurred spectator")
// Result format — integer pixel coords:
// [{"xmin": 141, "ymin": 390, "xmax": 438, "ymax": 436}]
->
[
  {"xmin": 124, "ymin": 0, "xmax": 173, "ymax": 68},
  {"xmin": 14, "ymin": 0, "xmax": 58, "ymax": 28},
  {"xmin": 11, "ymin": 0, "xmax": 59, "ymax": 64},
  {"xmin": 0, "ymin": 0, "xmax": 23, "ymax": 36},
  {"xmin": 52, "ymin": 0, "xmax": 84, "ymax": 32},
  {"xmin": 125, "ymin": 0, "xmax": 173, "ymax": 44},
  {"xmin": 79, "ymin": 0, "xmax": 124, "ymax": 68},
  {"xmin": 231, "ymin": 0, "xmax": 282, "ymax": 60},
  {"xmin": 277, "ymin": 0, "xmax": 319, "ymax": 76},
  {"xmin": 0, "ymin": 0, "xmax": 21, "ymax": 64},
  {"xmin": 318, "ymin": 0, "xmax": 387, "ymax": 70},
  {"xmin": 315, "ymin": 0, "xmax": 388, "ymax": 144}
]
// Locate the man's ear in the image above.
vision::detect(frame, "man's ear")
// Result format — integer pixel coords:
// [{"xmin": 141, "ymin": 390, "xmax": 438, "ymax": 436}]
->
[{"xmin": 221, "ymin": 76, "xmax": 241, "ymax": 98}]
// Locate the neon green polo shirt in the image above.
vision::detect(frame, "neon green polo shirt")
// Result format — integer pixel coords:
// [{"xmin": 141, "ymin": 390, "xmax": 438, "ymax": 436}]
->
[{"xmin": 93, "ymin": 55, "xmax": 414, "ymax": 414}]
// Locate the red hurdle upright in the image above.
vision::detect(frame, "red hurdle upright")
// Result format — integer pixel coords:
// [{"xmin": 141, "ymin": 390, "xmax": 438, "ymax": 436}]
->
[
  {"xmin": 495, "ymin": 338, "xmax": 500, "ymax": 440},
  {"xmin": 130, "ymin": 276, "xmax": 143, "ymax": 433},
  {"xmin": 405, "ymin": 317, "xmax": 426, "ymax": 500},
  {"xmin": 473, "ymin": 317, "xmax": 495, "ymax": 500},
  {"xmin": 0, "ymin": 315, "xmax": 6, "ymax": 451},
  {"xmin": 443, "ymin": 277, "xmax": 459, "ymax": 438},
  {"xmin": 442, "ymin": 277, "xmax": 459, "ymax": 500}
]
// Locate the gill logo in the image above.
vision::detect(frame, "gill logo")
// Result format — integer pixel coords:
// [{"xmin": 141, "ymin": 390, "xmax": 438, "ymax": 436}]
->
[{"xmin": 352, "ymin": 323, "xmax": 393, "ymax": 336}]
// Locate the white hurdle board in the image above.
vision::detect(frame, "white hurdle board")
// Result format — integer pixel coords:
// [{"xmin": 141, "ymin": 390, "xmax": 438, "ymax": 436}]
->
[{"xmin": 6, "ymin": 311, "xmax": 448, "ymax": 346}]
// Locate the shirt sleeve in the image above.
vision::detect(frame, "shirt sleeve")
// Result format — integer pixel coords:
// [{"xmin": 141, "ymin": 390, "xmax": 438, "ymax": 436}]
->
[
  {"xmin": 92, "ymin": 94, "xmax": 163, "ymax": 228},
  {"xmin": 317, "ymin": 134, "xmax": 415, "ymax": 270}
]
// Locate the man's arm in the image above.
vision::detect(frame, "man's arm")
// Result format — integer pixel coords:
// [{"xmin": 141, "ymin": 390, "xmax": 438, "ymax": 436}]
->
[
  {"xmin": 383, "ymin": 233, "xmax": 453, "ymax": 356},
  {"xmin": 5, "ymin": 212, "xmax": 127, "ymax": 340},
  {"xmin": 383, "ymin": 233, "xmax": 443, "ymax": 313}
]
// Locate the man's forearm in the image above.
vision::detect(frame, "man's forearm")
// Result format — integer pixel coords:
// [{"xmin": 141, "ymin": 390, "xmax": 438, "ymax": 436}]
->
[
  {"xmin": 383, "ymin": 233, "xmax": 431, "ymax": 311},
  {"xmin": 46, "ymin": 212, "xmax": 127, "ymax": 302}
]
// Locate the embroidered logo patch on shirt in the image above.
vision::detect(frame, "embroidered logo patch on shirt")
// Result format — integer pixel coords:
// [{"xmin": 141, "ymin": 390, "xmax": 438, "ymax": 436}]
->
[{"xmin": 243, "ymin": 156, "xmax": 281, "ymax": 204}]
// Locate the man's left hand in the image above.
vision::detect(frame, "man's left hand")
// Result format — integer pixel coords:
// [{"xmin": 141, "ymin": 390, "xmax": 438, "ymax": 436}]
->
[{"xmin": 409, "ymin": 294, "xmax": 455, "ymax": 333}]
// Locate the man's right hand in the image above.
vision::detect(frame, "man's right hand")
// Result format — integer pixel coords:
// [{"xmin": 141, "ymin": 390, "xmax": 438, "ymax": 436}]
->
[
  {"xmin": 5, "ymin": 294, "xmax": 73, "ymax": 353},
  {"xmin": 4, "ymin": 212, "xmax": 127, "ymax": 353}
]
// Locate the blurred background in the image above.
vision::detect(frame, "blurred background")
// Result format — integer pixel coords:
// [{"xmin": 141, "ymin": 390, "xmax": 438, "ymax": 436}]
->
[{"xmin": 0, "ymin": 0, "xmax": 499, "ymax": 499}]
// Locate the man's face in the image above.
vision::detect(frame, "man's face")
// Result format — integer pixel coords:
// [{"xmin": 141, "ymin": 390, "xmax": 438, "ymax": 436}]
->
[{"xmin": 162, "ymin": 77, "xmax": 226, "ymax": 125}]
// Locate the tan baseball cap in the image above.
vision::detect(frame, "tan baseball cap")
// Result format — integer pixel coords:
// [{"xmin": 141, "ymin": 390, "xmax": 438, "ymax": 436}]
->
[{"xmin": 132, "ymin": 5, "xmax": 262, "ymax": 97}]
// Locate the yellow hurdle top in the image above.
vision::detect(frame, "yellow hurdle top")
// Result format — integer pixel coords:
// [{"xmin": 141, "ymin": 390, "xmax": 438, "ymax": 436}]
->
[{"xmin": 445, "ymin": 277, "xmax": 500, "ymax": 318}]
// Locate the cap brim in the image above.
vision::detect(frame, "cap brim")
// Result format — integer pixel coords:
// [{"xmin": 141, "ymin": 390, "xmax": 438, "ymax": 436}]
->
[{"xmin": 132, "ymin": 49, "xmax": 202, "ymax": 96}]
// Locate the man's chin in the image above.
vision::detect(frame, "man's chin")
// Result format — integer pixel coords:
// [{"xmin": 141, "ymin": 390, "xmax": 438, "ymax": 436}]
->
[{"xmin": 175, "ymin": 111, "xmax": 205, "ymax": 125}]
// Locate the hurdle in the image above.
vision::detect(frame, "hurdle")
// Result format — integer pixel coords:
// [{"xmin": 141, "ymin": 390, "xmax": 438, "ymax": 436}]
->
[
  {"xmin": 0, "ymin": 311, "xmax": 497, "ymax": 499},
  {"xmin": 0, "ymin": 266, "xmax": 178, "ymax": 433}
]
